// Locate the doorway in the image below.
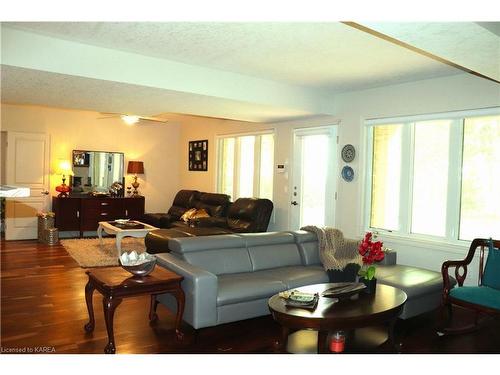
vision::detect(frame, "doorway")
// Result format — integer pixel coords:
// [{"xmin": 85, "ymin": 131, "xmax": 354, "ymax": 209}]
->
[
  {"xmin": 290, "ymin": 126, "xmax": 338, "ymax": 229},
  {"xmin": 4, "ymin": 131, "xmax": 51, "ymax": 240}
]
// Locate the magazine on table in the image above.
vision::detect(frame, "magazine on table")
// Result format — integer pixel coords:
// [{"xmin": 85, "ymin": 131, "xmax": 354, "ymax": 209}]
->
[{"xmin": 279, "ymin": 290, "xmax": 319, "ymax": 310}]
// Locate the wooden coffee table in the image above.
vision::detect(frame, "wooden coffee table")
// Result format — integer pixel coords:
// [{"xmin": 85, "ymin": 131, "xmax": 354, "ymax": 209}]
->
[
  {"xmin": 84, "ymin": 266, "xmax": 184, "ymax": 354},
  {"xmin": 268, "ymin": 283, "xmax": 407, "ymax": 353},
  {"xmin": 97, "ymin": 220, "xmax": 158, "ymax": 256}
]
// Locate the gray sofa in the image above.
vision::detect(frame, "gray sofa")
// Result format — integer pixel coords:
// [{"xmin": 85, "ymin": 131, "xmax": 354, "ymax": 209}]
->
[{"xmin": 155, "ymin": 230, "xmax": 450, "ymax": 330}]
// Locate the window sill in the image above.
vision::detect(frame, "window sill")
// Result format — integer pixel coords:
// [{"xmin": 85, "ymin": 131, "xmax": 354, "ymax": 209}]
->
[{"xmin": 369, "ymin": 232, "xmax": 471, "ymax": 256}]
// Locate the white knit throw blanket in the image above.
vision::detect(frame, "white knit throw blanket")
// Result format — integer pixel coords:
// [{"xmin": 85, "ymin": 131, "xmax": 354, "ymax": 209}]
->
[{"xmin": 300, "ymin": 226, "xmax": 362, "ymax": 271}]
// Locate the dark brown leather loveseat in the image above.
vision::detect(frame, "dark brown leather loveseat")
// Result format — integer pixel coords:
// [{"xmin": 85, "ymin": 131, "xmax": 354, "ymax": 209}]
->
[
  {"xmin": 142, "ymin": 189, "xmax": 231, "ymax": 229},
  {"xmin": 142, "ymin": 190, "xmax": 274, "ymax": 253}
]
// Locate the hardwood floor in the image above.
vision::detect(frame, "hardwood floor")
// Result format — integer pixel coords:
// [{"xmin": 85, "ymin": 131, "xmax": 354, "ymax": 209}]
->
[{"xmin": 1, "ymin": 239, "xmax": 499, "ymax": 354}]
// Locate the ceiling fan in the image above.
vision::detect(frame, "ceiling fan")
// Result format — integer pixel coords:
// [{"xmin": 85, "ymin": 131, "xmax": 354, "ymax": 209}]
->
[{"xmin": 98, "ymin": 112, "xmax": 168, "ymax": 125}]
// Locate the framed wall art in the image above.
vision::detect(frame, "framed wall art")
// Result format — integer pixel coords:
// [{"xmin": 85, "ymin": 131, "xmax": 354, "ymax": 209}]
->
[{"xmin": 188, "ymin": 140, "xmax": 208, "ymax": 171}]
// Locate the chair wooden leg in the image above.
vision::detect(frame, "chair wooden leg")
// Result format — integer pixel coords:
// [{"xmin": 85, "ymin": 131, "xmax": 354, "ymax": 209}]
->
[
  {"xmin": 436, "ymin": 302, "xmax": 453, "ymax": 336},
  {"xmin": 437, "ymin": 305, "xmax": 491, "ymax": 336}
]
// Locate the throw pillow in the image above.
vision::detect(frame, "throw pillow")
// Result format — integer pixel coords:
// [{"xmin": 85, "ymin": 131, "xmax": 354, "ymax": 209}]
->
[
  {"xmin": 482, "ymin": 239, "xmax": 500, "ymax": 290},
  {"xmin": 191, "ymin": 208, "xmax": 210, "ymax": 219},
  {"xmin": 180, "ymin": 208, "xmax": 197, "ymax": 223}
]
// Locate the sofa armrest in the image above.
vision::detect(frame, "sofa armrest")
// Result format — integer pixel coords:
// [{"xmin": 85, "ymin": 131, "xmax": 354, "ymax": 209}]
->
[
  {"xmin": 155, "ymin": 253, "xmax": 218, "ymax": 329},
  {"xmin": 194, "ymin": 216, "xmax": 228, "ymax": 228},
  {"xmin": 159, "ymin": 214, "xmax": 176, "ymax": 228}
]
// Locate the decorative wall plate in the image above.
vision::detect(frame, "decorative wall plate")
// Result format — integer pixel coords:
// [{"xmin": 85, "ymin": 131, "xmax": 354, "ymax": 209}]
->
[
  {"xmin": 341, "ymin": 166, "xmax": 354, "ymax": 182},
  {"xmin": 341, "ymin": 144, "xmax": 356, "ymax": 163}
]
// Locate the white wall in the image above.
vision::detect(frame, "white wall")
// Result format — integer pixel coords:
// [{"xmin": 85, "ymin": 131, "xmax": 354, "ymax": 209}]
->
[
  {"xmin": 330, "ymin": 73, "xmax": 500, "ymax": 281},
  {"xmin": 0, "ymin": 104, "xmax": 182, "ymax": 213},
  {"xmin": 177, "ymin": 114, "xmax": 340, "ymax": 231}
]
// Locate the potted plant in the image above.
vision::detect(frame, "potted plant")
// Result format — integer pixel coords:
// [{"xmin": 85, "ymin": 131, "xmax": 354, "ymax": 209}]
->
[{"xmin": 358, "ymin": 232, "xmax": 385, "ymax": 293}]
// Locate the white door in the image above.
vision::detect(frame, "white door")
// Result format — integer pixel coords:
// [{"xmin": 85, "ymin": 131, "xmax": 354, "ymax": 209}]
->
[
  {"xmin": 5, "ymin": 132, "xmax": 50, "ymax": 240},
  {"xmin": 290, "ymin": 126, "xmax": 338, "ymax": 230}
]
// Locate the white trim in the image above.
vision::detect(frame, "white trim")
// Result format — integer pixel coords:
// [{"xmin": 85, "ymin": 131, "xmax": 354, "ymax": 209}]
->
[
  {"xmin": 400, "ymin": 123, "xmax": 413, "ymax": 234},
  {"xmin": 363, "ymin": 108, "xmax": 499, "ymax": 247},
  {"xmin": 293, "ymin": 124, "xmax": 339, "ymax": 136},
  {"xmin": 446, "ymin": 119, "xmax": 464, "ymax": 240},
  {"xmin": 215, "ymin": 128, "xmax": 275, "ymax": 139},
  {"xmin": 215, "ymin": 130, "xmax": 276, "ymax": 201},
  {"xmin": 362, "ymin": 124, "xmax": 374, "ymax": 233},
  {"xmin": 381, "ymin": 234, "xmax": 470, "ymax": 257},
  {"xmin": 365, "ymin": 107, "xmax": 500, "ymax": 126},
  {"xmin": 290, "ymin": 125, "xmax": 338, "ymax": 229}
]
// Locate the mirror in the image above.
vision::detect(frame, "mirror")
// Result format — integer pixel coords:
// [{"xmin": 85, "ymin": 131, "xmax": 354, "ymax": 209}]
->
[{"xmin": 71, "ymin": 150, "xmax": 124, "ymax": 194}]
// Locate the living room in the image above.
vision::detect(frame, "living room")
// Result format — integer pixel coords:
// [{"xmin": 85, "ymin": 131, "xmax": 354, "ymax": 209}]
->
[{"xmin": 1, "ymin": 0, "xmax": 499, "ymax": 372}]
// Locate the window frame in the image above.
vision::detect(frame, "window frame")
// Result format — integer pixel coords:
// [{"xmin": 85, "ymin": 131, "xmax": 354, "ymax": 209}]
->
[
  {"xmin": 363, "ymin": 107, "xmax": 500, "ymax": 247},
  {"xmin": 215, "ymin": 129, "xmax": 275, "ymax": 201}
]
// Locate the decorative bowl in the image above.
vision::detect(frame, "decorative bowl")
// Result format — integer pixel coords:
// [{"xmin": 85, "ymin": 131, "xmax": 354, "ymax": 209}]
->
[{"xmin": 119, "ymin": 251, "xmax": 156, "ymax": 277}]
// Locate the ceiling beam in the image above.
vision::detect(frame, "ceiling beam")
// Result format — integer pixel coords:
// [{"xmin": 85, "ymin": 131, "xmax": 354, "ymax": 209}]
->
[
  {"xmin": 1, "ymin": 26, "xmax": 331, "ymax": 116},
  {"xmin": 345, "ymin": 22, "xmax": 500, "ymax": 84}
]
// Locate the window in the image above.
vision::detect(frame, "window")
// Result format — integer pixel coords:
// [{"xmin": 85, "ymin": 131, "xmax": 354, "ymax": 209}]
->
[
  {"xmin": 460, "ymin": 116, "xmax": 500, "ymax": 240},
  {"xmin": 370, "ymin": 124, "xmax": 403, "ymax": 231},
  {"xmin": 217, "ymin": 132, "xmax": 274, "ymax": 200},
  {"xmin": 366, "ymin": 110, "xmax": 500, "ymax": 243}
]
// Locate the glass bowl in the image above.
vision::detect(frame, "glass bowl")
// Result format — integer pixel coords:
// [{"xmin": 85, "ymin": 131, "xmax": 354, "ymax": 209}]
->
[{"xmin": 119, "ymin": 254, "xmax": 156, "ymax": 277}]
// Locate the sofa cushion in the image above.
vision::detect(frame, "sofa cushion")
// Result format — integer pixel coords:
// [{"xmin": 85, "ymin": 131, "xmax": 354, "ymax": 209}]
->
[
  {"xmin": 217, "ymin": 270, "xmax": 287, "ymax": 306},
  {"xmin": 270, "ymin": 265, "xmax": 329, "ymax": 289},
  {"xmin": 168, "ymin": 235, "xmax": 251, "ymax": 275},
  {"xmin": 450, "ymin": 286, "xmax": 500, "ymax": 310},
  {"xmin": 195, "ymin": 192, "xmax": 230, "ymax": 217},
  {"xmin": 167, "ymin": 190, "xmax": 200, "ymax": 219},
  {"xmin": 226, "ymin": 198, "xmax": 274, "ymax": 232},
  {"xmin": 141, "ymin": 213, "xmax": 165, "ymax": 228},
  {"xmin": 290, "ymin": 230, "xmax": 322, "ymax": 266},
  {"xmin": 169, "ymin": 234, "xmax": 245, "ymax": 253},
  {"xmin": 241, "ymin": 232, "xmax": 302, "ymax": 271},
  {"xmin": 482, "ymin": 242, "xmax": 500, "ymax": 290},
  {"xmin": 376, "ymin": 264, "xmax": 445, "ymax": 298}
]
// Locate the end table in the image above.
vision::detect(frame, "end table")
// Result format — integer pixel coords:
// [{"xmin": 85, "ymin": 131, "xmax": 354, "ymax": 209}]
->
[{"xmin": 84, "ymin": 266, "xmax": 184, "ymax": 354}]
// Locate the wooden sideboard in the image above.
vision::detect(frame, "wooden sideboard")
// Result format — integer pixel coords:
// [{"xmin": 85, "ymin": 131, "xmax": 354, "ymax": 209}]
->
[{"xmin": 52, "ymin": 196, "xmax": 145, "ymax": 237}]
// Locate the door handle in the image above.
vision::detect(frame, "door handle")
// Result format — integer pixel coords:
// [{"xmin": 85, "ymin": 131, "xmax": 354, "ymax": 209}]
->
[
  {"xmin": 41, "ymin": 190, "xmax": 49, "ymax": 195},
  {"xmin": 291, "ymin": 201, "xmax": 298, "ymax": 206}
]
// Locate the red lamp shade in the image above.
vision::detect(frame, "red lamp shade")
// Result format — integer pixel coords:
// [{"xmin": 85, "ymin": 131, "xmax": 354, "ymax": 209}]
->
[{"xmin": 127, "ymin": 161, "xmax": 144, "ymax": 174}]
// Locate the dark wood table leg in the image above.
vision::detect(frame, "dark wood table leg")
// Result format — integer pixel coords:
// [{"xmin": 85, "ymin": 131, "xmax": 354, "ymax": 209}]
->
[
  {"xmin": 149, "ymin": 294, "xmax": 159, "ymax": 322},
  {"xmin": 275, "ymin": 326, "xmax": 289, "ymax": 353},
  {"xmin": 317, "ymin": 330, "xmax": 329, "ymax": 354},
  {"xmin": 388, "ymin": 318, "xmax": 402, "ymax": 353},
  {"xmin": 173, "ymin": 289, "xmax": 185, "ymax": 341},
  {"xmin": 83, "ymin": 279, "xmax": 95, "ymax": 333},
  {"xmin": 102, "ymin": 295, "xmax": 122, "ymax": 354}
]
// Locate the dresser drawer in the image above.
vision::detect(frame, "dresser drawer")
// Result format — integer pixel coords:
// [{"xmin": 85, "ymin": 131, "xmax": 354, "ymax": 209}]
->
[
  {"xmin": 82, "ymin": 199, "xmax": 121, "ymax": 209},
  {"xmin": 83, "ymin": 208, "xmax": 124, "ymax": 220}
]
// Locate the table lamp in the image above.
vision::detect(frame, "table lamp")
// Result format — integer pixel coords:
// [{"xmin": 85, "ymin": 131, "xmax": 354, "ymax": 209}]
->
[
  {"xmin": 127, "ymin": 161, "xmax": 144, "ymax": 197},
  {"xmin": 55, "ymin": 159, "xmax": 74, "ymax": 197}
]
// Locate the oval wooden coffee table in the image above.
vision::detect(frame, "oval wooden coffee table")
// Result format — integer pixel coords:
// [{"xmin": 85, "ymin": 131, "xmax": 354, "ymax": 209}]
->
[{"xmin": 268, "ymin": 283, "xmax": 407, "ymax": 353}]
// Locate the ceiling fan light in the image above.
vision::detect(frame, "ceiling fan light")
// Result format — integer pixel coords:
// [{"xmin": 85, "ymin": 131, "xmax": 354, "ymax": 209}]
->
[{"xmin": 121, "ymin": 115, "xmax": 140, "ymax": 125}]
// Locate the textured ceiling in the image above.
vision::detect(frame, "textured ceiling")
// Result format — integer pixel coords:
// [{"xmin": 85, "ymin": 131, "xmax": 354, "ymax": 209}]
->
[
  {"xmin": 5, "ymin": 22, "xmax": 459, "ymax": 92},
  {"xmin": 0, "ymin": 65, "xmax": 313, "ymax": 122},
  {"xmin": 361, "ymin": 22, "xmax": 500, "ymax": 82}
]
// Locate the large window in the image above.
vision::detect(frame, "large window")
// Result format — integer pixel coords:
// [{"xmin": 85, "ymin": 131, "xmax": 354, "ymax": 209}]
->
[
  {"xmin": 217, "ymin": 132, "xmax": 274, "ymax": 200},
  {"xmin": 366, "ymin": 110, "xmax": 500, "ymax": 242}
]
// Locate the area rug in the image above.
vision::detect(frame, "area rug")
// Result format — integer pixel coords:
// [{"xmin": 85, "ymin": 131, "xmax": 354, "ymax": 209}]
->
[{"xmin": 60, "ymin": 237, "xmax": 146, "ymax": 268}]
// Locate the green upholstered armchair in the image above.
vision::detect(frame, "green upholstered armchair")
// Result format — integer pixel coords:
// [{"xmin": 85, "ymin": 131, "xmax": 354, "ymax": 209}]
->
[{"xmin": 438, "ymin": 238, "xmax": 500, "ymax": 335}]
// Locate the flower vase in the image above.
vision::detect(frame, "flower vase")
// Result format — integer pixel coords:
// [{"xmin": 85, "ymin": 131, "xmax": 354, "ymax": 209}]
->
[{"xmin": 361, "ymin": 277, "xmax": 377, "ymax": 294}]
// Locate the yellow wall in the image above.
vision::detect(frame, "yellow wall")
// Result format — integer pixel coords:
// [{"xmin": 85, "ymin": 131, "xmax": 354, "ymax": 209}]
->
[{"xmin": 0, "ymin": 103, "xmax": 181, "ymax": 213}]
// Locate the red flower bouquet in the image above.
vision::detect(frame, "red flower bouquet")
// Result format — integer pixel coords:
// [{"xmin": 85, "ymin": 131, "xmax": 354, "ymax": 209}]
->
[{"xmin": 358, "ymin": 232, "xmax": 385, "ymax": 280}]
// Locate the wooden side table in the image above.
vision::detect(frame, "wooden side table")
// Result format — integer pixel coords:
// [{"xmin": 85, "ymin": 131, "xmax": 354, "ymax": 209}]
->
[{"xmin": 84, "ymin": 266, "xmax": 184, "ymax": 354}]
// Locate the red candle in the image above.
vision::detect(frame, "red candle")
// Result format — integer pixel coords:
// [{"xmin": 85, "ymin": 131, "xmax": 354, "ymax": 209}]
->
[{"xmin": 329, "ymin": 331, "xmax": 346, "ymax": 353}]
